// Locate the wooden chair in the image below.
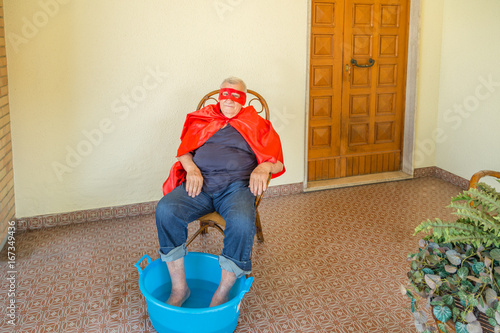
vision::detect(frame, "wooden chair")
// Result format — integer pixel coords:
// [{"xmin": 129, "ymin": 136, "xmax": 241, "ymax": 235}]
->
[
  {"xmin": 468, "ymin": 170, "xmax": 500, "ymax": 189},
  {"xmin": 185, "ymin": 89, "xmax": 271, "ymax": 247}
]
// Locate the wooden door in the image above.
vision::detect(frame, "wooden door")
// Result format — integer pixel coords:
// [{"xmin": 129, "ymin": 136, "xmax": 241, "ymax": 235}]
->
[{"xmin": 308, "ymin": 0, "xmax": 409, "ymax": 181}]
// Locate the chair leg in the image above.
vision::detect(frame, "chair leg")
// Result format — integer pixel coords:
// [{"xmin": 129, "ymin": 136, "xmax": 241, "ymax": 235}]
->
[
  {"xmin": 186, "ymin": 220, "xmax": 226, "ymax": 247},
  {"xmin": 186, "ymin": 223, "xmax": 211, "ymax": 247},
  {"xmin": 255, "ymin": 211, "xmax": 264, "ymax": 243}
]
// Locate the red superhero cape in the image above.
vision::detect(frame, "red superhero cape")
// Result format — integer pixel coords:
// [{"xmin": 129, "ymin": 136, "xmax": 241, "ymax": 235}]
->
[{"xmin": 162, "ymin": 103, "xmax": 285, "ymax": 195}]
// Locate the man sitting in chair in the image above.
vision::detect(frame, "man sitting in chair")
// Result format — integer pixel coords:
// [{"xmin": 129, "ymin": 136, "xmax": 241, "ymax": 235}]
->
[{"xmin": 156, "ymin": 77, "xmax": 285, "ymax": 307}]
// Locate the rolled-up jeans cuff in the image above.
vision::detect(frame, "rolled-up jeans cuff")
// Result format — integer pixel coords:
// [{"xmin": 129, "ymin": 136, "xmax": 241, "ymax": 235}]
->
[
  {"xmin": 218, "ymin": 255, "xmax": 251, "ymax": 279},
  {"xmin": 159, "ymin": 244, "xmax": 188, "ymax": 263}
]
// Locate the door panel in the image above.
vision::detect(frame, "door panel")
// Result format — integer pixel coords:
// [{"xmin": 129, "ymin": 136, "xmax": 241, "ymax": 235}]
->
[
  {"xmin": 308, "ymin": 0, "xmax": 409, "ymax": 182},
  {"xmin": 309, "ymin": 0, "xmax": 345, "ymax": 164}
]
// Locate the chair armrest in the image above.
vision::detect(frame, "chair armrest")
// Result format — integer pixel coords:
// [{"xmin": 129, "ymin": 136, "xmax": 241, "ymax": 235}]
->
[{"xmin": 468, "ymin": 170, "xmax": 500, "ymax": 189}]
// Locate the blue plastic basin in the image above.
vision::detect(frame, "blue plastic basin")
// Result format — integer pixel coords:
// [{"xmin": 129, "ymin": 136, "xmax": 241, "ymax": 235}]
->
[{"xmin": 135, "ymin": 252, "xmax": 254, "ymax": 333}]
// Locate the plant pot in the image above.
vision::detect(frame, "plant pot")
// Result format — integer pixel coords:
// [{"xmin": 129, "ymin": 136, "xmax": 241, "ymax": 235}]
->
[{"xmin": 432, "ymin": 298, "xmax": 495, "ymax": 333}]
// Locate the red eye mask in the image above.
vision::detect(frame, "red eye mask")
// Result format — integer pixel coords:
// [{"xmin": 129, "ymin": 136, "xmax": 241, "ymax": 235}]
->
[{"xmin": 218, "ymin": 88, "xmax": 247, "ymax": 105}]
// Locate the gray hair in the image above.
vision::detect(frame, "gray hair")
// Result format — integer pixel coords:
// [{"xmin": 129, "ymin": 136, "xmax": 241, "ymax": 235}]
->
[{"xmin": 220, "ymin": 76, "xmax": 247, "ymax": 92}]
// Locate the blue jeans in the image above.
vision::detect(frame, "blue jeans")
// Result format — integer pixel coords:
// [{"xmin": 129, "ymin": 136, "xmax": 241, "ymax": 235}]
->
[{"xmin": 155, "ymin": 181, "xmax": 256, "ymax": 278}]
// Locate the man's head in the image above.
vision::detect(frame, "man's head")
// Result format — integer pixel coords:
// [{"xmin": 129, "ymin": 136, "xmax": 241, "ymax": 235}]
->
[{"xmin": 219, "ymin": 77, "xmax": 247, "ymax": 118}]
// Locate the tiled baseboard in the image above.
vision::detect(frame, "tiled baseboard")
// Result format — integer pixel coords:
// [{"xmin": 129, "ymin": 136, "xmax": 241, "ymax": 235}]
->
[
  {"xmin": 15, "ymin": 168, "xmax": 468, "ymax": 232},
  {"xmin": 16, "ymin": 182, "xmax": 304, "ymax": 231},
  {"xmin": 263, "ymin": 182, "xmax": 303, "ymax": 198},
  {"xmin": 414, "ymin": 166, "xmax": 469, "ymax": 190},
  {"xmin": 16, "ymin": 201, "xmax": 158, "ymax": 231}
]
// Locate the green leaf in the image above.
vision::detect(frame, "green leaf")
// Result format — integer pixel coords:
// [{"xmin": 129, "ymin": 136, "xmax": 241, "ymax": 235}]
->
[
  {"xmin": 442, "ymin": 294, "xmax": 454, "ymax": 306},
  {"xmin": 461, "ymin": 280, "xmax": 474, "ymax": 292},
  {"xmin": 445, "ymin": 265, "xmax": 458, "ymax": 273},
  {"xmin": 477, "ymin": 300, "xmax": 488, "ymax": 314},
  {"xmin": 434, "ymin": 305, "xmax": 452, "ymax": 323},
  {"xmin": 428, "ymin": 254, "xmax": 441, "ymax": 265},
  {"xmin": 489, "ymin": 318, "xmax": 498, "ymax": 326},
  {"xmin": 446, "ymin": 250, "xmax": 463, "ymax": 265},
  {"xmin": 467, "ymin": 276, "xmax": 483, "ymax": 284},
  {"xmin": 413, "ymin": 271, "xmax": 424, "ymax": 283},
  {"xmin": 425, "ymin": 274, "xmax": 442, "ymax": 289},
  {"xmin": 472, "ymin": 262, "xmax": 485, "ymax": 274},
  {"xmin": 480, "ymin": 274, "xmax": 491, "ymax": 284},
  {"xmin": 486, "ymin": 308, "xmax": 496, "ymax": 318},
  {"xmin": 490, "ymin": 249, "xmax": 500, "ymax": 261},
  {"xmin": 455, "ymin": 322, "xmax": 468, "ymax": 333},
  {"xmin": 461, "ymin": 310, "xmax": 469, "ymax": 321},
  {"xmin": 469, "ymin": 298, "xmax": 479, "ymax": 307},
  {"xmin": 431, "ymin": 300, "xmax": 445, "ymax": 306},
  {"xmin": 458, "ymin": 267, "xmax": 469, "ymax": 280},
  {"xmin": 486, "ymin": 288, "xmax": 498, "ymax": 307},
  {"xmin": 422, "ymin": 268, "xmax": 434, "ymax": 275},
  {"xmin": 453, "ymin": 205, "xmax": 499, "ymax": 236},
  {"xmin": 411, "ymin": 260, "xmax": 418, "ymax": 270},
  {"xmin": 419, "ymin": 239, "xmax": 428, "ymax": 248},
  {"xmin": 485, "ymin": 256, "xmax": 492, "ymax": 268}
]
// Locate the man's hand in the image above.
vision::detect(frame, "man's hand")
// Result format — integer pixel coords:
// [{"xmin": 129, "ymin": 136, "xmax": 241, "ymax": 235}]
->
[
  {"xmin": 178, "ymin": 153, "xmax": 203, "ymax": 198},
  {"xmin": 185, "ymin": 167, "xmax": 203, "ymax": 198},
  {"xmin": 250, "ymin": 161, "xmax": 284, "ymax": 196},
  {"xmin": 249, "ymin": 163, "xmax": 272, "ymax": 196}
]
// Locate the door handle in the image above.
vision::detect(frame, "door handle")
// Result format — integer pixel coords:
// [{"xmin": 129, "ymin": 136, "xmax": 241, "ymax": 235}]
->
[{"xmin": 350, "ymin": 58, "xmax": 375, "ymax": 68}]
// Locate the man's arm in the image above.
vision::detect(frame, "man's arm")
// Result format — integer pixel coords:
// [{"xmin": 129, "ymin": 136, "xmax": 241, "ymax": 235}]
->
[
  {"xmin": 177, "ymin": 153, "xmax": 204, "ymax": 198},
  {"xmin": 249, "ymin": 161, "xmax": 284, "ymax": 196}
]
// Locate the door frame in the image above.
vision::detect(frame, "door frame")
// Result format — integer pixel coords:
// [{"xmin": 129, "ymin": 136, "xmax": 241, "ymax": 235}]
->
[{"xmin": 304, "ymin": 0, "xmax": 421, "ymax": 190}]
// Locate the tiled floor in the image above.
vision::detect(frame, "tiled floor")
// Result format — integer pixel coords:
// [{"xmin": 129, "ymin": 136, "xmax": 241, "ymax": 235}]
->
[{"xmin": 0, "ymin": 177, "xmax": 461, "ymax": 332}]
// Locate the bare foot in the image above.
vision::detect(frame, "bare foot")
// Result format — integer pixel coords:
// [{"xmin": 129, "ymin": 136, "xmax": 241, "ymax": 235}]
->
[
  {"xmin": 167, "ymin": 287, "xmax": 190, "ymax": 307},
  {"xmin": 209, "ymin": 289, "xmax": 229, "ymax": 307},
  {"xmin": 166, "ymin": 257, "xmax": 190, "ymax": 307},
  {"xmin": 209, "ymin": 269, "xmax": 237, "ymax": 307}
]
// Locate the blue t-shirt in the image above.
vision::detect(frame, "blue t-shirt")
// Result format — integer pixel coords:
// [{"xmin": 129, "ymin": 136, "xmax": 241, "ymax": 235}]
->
[{"xmin": 192, "ymin": 125, "xmax": 258, "ymax": 193}]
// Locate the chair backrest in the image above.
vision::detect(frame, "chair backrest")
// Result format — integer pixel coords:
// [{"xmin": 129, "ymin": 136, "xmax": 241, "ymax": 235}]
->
[{"xmin": 196, "ymin": 89, "xmax": 270, "ymax": 121}]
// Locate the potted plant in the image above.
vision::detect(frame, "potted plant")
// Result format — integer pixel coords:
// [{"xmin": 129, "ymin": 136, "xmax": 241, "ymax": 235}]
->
[{"xmin": 402, "ymin": 171, "xmax": 500, "ymax": 333}]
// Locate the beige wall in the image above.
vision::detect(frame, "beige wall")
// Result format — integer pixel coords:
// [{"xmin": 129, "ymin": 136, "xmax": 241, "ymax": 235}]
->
[
  {"xmin": 413, "ymin": 0, "xmax": 444, "ymax": 168},
  {"xmin": 5, "ymin": 0, "xmax": 307, "ymax": 217},
  {"xmin": 0, "ymin": 0, "xmax": 15, "ymax": 246},
  {"xmin": 435, "ymin": 0, "xmax": 500, "ymax": 183},
  {"xmin": 413, "ymin": 0, "xmax": 500, "ymax": 184}
]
